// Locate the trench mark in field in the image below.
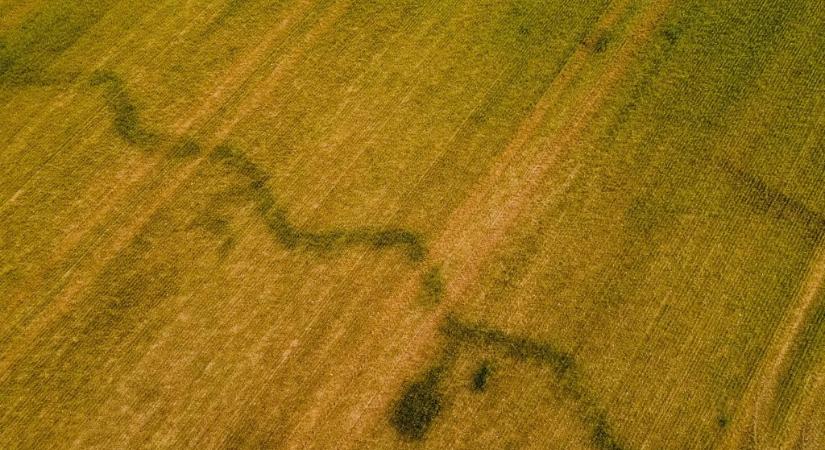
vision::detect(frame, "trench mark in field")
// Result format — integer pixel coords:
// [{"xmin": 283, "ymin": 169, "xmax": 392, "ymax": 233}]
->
[
  {"xmin": 471, "ymin": 361, "xmax": 492, "ymax": 392},
  {"xmin": 83, "ymin": 68, "xmax": 428, "ymax": 265},
  {"xmin": 89, "ymin": 70, "xmax": 164, "ymax": 147},
  {"xmin": 11, "ymin": 67, "xmax": 627, "ymax": 448},
  {"xmin": 391, "ymin": 316, "xmax": 626, "ymax": 449},
  {"xmin": 420, "ymin": 265, "xmax": 445, "ymax": 305},
  {"xmin": 208, "ymin": 144, "xmax": 427, "ymax": 263},
  {"xmin": 717, "ymin": 158, "xmax": 825, "ymax": 239}
]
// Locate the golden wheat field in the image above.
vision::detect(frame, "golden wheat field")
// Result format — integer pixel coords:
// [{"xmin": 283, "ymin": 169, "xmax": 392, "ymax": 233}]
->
[{"xmin": 1, "ymin": 0, "xmax": 824, "ymax": 448}]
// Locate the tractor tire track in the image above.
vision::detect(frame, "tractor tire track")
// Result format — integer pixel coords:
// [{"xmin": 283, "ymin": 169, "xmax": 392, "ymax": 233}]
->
[
  {"xmin": 340, "ymin": 1, "xmax": 674, "ymax": 447},
  {"xmin": 719, "ymin": 240, "xmax": 825, "ymax": 449},
  {"xmin": 2, "ymin": 2, "xmax": 676, "ymax": 449}
]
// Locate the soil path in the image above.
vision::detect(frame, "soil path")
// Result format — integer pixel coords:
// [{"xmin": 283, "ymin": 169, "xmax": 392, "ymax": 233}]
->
[
  {"xmin": 318, "ymin": 1, "xmax": 676, "ymax": 446},
  {"xmin": 719, "ymin": 241, "xmax": 825, "ymax": 449}
]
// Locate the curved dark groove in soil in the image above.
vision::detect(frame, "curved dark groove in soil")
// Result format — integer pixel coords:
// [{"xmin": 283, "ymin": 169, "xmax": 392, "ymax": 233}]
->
[
  {"xmin": 89, "ymin": 70, "xmax": 164, "ymax": 147},
  {"xmin": 85, "ymin": 69, "xmax": 427, "ymax": 264},
  {"xmin": 208, "ymin": 144, "xmax": 427, "ymax": 263},
  {"xmin": 391, "ymin": 315, "xmax": 626, "ymax": 449},
  {"xmin": 9, "ymin": 67, "xmax": 621, "ymax": 449}
]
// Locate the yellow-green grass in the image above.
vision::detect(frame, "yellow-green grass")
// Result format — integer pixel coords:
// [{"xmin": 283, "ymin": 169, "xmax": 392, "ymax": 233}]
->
[{"xmin": 1, "ymin": 0, "xmax": 824, "ymax": 449}]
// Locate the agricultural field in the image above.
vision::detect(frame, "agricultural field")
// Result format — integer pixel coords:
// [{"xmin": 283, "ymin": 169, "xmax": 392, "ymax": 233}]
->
[{"xmin": 1, "ymin": 0, "xmax": 824, "ymax": 448}]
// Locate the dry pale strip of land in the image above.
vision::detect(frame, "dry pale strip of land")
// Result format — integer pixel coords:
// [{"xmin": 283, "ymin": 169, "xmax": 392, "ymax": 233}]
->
[
  {"xmin": 2, "ymin": 0, "xmax": 825, "ymax": 449},
  {"xmin": 335, "ymin": 0, "xmax": 675, "ymax": 446},
  {"xmin": 719, "ymin": 242, "xmax": 825, "ymax": 449}
]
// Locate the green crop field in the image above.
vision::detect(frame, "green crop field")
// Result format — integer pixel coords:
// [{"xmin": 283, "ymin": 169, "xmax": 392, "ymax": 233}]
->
[{"xmin": 1, "ymin": 0, "xmax": 824, "ymax": 448}]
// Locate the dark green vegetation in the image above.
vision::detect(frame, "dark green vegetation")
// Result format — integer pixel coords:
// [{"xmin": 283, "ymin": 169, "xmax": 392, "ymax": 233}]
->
[
  {"xmin": 471, "ymin": 361, "xmax": 491, "ymax": 392},
  {"xmin": 390, "ymin": 313, "xmax": 629, "ymax": 447},
  {"xmin": 90, "ymin": 70, "xmax": 161, "ymax": 146},
  {"xmin": 391, "ymin": 368, "xmax": 445, "ymax": 441},
  {"xmin": 1, "ymin": 0, "xmax": 824, "ymax": 448},
  {"xmin": 0, "ymin": 2, "xmax": 116, "ymax": 86},
  {"xmin": 209, "ymin": 144, "xmax": 428, "ymax": 262},
  {"xmin": 420, "ymin": 265, "xmax": 445, "ymax": 305},
  {"xmin": 442, "ymin": 316, "xmax": 574, "ymax": 376},
  {"xmin": 434, "ymin": 316, "xmax": 625, "ymax": 449}
]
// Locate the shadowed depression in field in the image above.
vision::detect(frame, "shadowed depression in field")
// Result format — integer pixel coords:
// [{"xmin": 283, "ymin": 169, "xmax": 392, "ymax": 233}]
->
[{"xmin": 1, "ymin": 0, "xmax": 825, "ymax": 449}]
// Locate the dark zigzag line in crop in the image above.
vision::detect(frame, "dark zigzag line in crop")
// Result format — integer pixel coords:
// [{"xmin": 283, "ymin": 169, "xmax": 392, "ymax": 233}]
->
[
  {"xmin": 84, "ymin": 70, "xmax": 428, "ymax": 263},
  {"xmin": 25, "ymin": 68, "xmax": 620, "ymax": 448},
  {"xmin": 89, "ymin": 70, "xmax": 164, "ymax": 147},
  {"xmin": 716, "ymin": 158, "xmax": 825, "ymax": 241},
  {"xmin": 392, "ymin": 315, "xmax": 627, "ymax": 450},
  {"xmin": 83, "ymin": 71, "xmax": 620, "ymax": 448},
  {"xmin": 208, "ymin": 144, "xmax": 427, "ymax": 263}
]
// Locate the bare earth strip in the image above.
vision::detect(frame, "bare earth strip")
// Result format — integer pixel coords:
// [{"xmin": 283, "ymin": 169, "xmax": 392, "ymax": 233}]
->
[
  {"xmin": 293, "ymin": 0, "xmax": 676, "ymax": 446},
  {"xmin": 784, "ymin": 365, "xmax": 825, "ymax": 450},
  {"xmin": 718, "ymin": 240, "xmax": 825, "ymax": 449},
  {"xmin": 782, "ymin": 363, "xmax": 825, "ymax": 450}
]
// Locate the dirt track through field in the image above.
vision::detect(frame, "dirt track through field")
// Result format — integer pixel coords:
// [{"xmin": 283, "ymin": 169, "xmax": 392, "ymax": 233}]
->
[
  {"xmin": 718, "ymin": 239, "xmax": 825, "ymax": 449},
  {"xmin": 782, "ymin": 361, "xmax": 825, "ymax": 449},
  {"xmin": 330, "ymin": 1, "xmax": 675, "ymax": 445},
  {"xmin": 3, "ymin": 1, "xmax": 824, "ymax": 448}
]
